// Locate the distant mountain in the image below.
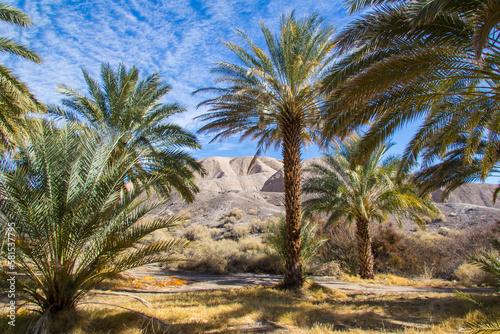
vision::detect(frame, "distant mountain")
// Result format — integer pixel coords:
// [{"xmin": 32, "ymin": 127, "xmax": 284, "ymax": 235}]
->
[{"xmin": 151, "ymin": 156, "xmax": 500, "ymax": 232}]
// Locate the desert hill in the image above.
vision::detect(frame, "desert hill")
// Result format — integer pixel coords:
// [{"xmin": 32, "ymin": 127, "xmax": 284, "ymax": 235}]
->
[{"xmin": 153, "ymin": 156, "xmax": 500, "ymax": 232}]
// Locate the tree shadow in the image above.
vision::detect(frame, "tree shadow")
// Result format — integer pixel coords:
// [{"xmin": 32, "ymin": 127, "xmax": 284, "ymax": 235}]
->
[
  {"xmin": 8, "ymin": 284, "xmax": 497, "ymax": 333},
  {"xmin": 163, "ymin": 285, "xmax": 497, "ymax": 333}
]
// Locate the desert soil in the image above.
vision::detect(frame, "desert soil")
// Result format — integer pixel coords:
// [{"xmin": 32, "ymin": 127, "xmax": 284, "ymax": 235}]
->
[
  {"xmin": 123, "ymin": 264, "xmax": 495, "ymax": 295},
  {"xmin": 149, "ymin": 156, "xmax": 500, "ymax": 235}
]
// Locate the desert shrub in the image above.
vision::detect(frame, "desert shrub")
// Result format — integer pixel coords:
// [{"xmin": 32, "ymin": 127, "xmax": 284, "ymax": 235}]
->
[
  {"xmin": 454, "ymin": 263, "xmax": 497, "ymax": 287},
  {"xmin": 218, "ymin": 208, "xmax": 245, "ymax": 225},
  {"xmin": 247, "ymin": 209, "xmax": 258, "ymax": 215},
  {"xmin": 229, "ymin": 208, "xmax": 244, "ymax": 220},
  {"xmin": 169, "ymin": 237, "xmax": 281, "ymax": 274},
  {"xmin": 249, "ymin": 219, "xmax": 269, "ymax": 234},
  {"xmin": 371, "ymin": 224, "xmax": 500, "ymax": 280},
  {"xmin": 249, "ymin": 216, "xmax": 281, "ymax": 234},
  {"xmin": 238, "ymin": 236, "xmax": 265, "ymax": 252},
  {"xmin": 318, "ymin": 223, "xmax": 500, "ymax": 280},
  {"xmin": 317, "ymin": 224, "xmax": 359, "ymax": 275},
  {"xmin": 183, "ymin": 225, "xmax": 213, "ymax": 241},
  {"xmin": 308, "ymin": 261, "xmax": 344, "ymax": 276},
  {"xmin": 229, "ymin": 224, "xmax": 250, "ymax": 240}
]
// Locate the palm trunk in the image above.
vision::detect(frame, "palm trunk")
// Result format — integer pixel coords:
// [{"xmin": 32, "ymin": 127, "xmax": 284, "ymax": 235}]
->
[
  {"xmin": 282, "ymin": 115, "xmax": 303, "ymax": 289},
  {"xmin": 356, "ymin": 218, "xmax": 374, "ymax": 279}
]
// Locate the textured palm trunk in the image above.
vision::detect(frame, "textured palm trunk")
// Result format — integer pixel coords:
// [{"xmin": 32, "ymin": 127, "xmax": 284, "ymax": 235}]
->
[
  {"xmin": 356, "ymin": 218, "xmax": 374, "ymax": 279},
  {"xmin": 282, "ymin": 115, "xmax": 303, "ymax": 289}
]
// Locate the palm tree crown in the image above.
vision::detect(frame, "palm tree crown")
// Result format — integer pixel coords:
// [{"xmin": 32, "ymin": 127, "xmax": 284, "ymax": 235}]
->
[
  {"xmin": 0, "ymin": 2, "xmax": 42, "ymax": 152},
  {"xmin": 323, "ymin": 0, "xmax": 500, "ymax": 196},
  {"xmin": 196, "ymin": 12, "xmax": 336, "ymax": 289},
  {"xmin": 51, "ymin": 63, "xmax": 203, "ymax": 202},
  {"xmin": 0, "ymin": 120, "xmax": 187, "ymax": 316},
  {"xmin": 324, "ymin": 0, "xmax": 481, "ymax": 142},
  {"xmin": 303, "ymin": 137, "xmax": 439, "ymax": 278}
]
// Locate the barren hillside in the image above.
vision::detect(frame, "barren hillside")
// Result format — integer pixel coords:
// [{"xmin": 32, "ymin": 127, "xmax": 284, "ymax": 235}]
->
[{"xmin": 151, "ymin": 156, "xmax": 500, "ymax": 232}]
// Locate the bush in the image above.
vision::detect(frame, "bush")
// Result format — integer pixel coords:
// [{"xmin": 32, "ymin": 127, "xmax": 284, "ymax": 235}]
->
[
  {"xmin": 229, "ymin": 225, "xmax": 250, "ymax": 240},
  {"xmin": 168, "ymin": 237, "xmax": 281, "ymax": 274},
  {"xmin": 229, "ymin": 208, "xmax": 244, "ymax": 220},
  {"xmin": 319, "ymin": 223, "xmax": 500, "ymax": 280},
  {"xmin": 183, "ymin": 225, "xmax": 213, "ymax": 241},
  {"xmin": 317, "ymin": 224, "xmax": 359, "ymax": 275},
  {"xmin": 249, "ymin": 219, "xmax": 269, "ymax": 234},
  {"xmin": 454, "ymin": 263, "xmax": 497, "ymax": 287},
  {"xmin": 308, "ymin": 261, "xmax": 344, "ymax": 277}
]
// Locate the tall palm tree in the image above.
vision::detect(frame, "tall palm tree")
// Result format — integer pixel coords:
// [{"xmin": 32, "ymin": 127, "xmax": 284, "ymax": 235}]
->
[
  {"xmin": 303, "ymin": 138, "xmax": 439, "ymax": 278},
  {"xmin": 195, "ymin": 12, "xmax": 336, "ymax": 289},
  {"xmin": 51, "ymin": 63, "xmax": 203, "ymax": 202},
  {"xmin": 0, "ymin": 2, "xmax": 42, "ymax": 152},
  {"xmin": 0, "ymin": 120, "xmax": 187, "ymax": 317}
]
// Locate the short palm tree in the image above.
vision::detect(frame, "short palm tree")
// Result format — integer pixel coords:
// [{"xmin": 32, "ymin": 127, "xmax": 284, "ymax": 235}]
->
[
  {"xmin": 303, "ymin": 137, "xmax": 439, "ymax": 278},
  {"xmin": 51, "ymin": 63, "xmax": 203, "ymax": 202},
  {"xmin": 0, "ymin": 2, "xmax": 42, "ymax": 152},
  {"xmin": 264, "ymin": 215, "xmax": 326, "ymax": 271},
  {"xmin": 195, "ymin": 12, "xmax": 336, "ymax": 289},
  {"xmin": 0, "ymin": 120, "xmax": 187, "ymax": 317}
]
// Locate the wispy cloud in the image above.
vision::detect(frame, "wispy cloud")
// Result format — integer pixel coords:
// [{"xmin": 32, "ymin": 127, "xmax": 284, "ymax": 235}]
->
[{"xmin": 2, "ymin": 0, "xmax": 349, "ymax": 158}]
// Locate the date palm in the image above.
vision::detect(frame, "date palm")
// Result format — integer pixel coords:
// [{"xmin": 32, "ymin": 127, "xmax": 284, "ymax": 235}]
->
[
  {"xmin": 0, "ymin": 2, "xmax": 42, "ymax": 152},
  {"xmin": 195, "ymin": 12, "xmax": 336, "ymax": 289},
  {"xmin": 50, "ymin": 63, "xmax": 202, "ymax": 202},
  {"xmin": 303, "ymin": 137, "xmax": 438, "ymax": 278},
  {"xmin": 401, "ymin": 95, "xmax": 500, "ymax": 198},
  {"xmin": 323, "ymin": 0, "xmax": 500, "ymax": 165},
  {"xmin": 0, "ymin": 120, "xmax": 187, "ymax": 317}
]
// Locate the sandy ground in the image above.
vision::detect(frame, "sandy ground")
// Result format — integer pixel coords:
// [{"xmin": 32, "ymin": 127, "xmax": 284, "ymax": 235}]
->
[{"xmin": 123, "ymin": 264, "xmax": 495, "ymax": 295}]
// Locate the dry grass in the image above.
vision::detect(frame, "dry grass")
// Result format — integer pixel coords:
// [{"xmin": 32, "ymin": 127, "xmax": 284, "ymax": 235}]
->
[
  {"xmin": 1, "ymin": 280, "xmax": 498, "ymax": 333},
  {"xmin": 339, "ymin": 274, "xmax": 458, "ymax": 289},
  {"xmin": 95, "ymin": 274, "xmax": 191, "ymax": 291}
]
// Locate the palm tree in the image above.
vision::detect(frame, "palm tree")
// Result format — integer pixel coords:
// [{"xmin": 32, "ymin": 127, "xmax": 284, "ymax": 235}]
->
[
  {"xmin": 323, "ymin": 0, "xmax": 500, "ymax": 163},
  {"xmin": 319, "ymin": 0, "xmax": 500, "ymax": 205},
  {"xmin": 195, "ymin": 12, "xmax": 336, "ymax": 289},
  {"xmin": 411, "ymin": 135, "xmax": 500, "ymax": 201},
  {"xmin": 0, "ymin": 120, "xmax": 187, "ymax": 317},
  {"xmin": 50, "ymin": 63, "xmax": 203, "ymax": 202},
  {"xmin": 264, "ymin": 215, "xmax": 326, "ymax": 271},
  {"xmin": 302, "ymin": 137, "xmax": 439, "ymax": 278},
  {"xmin": 0, "ymin": 2, "xmax": 42, "ymax": 152},
  {"xmin": 402, "ymin": 95, "xmax": 500, "ymax": 199}
]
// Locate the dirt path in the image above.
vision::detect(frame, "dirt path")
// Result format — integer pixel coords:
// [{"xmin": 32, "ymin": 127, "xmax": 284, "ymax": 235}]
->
[{"xmin": 122, "ymin": 264, "xmax": 495, "ymax": 295}]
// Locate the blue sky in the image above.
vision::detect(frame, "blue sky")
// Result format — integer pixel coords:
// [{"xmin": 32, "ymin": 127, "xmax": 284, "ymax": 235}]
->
[{"xmin": 1, "ymin": 0, "xmax": 426, "ymax": 161}]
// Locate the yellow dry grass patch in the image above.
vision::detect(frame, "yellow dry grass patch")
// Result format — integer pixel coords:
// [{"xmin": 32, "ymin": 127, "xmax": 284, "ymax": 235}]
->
[
  {"xmin": 102, "ymin": 275, "xmax": 190, "ymax": 291},
  {"xmin": 340, "ymin": 273, "xmax": 457, "ymax": 288},
  {"xmin": 1, "ymin": 282, "xmax": 497, "ymax": 333}
]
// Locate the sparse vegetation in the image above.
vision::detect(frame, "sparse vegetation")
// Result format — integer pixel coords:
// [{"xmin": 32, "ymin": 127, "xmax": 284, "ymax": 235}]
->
[
  {"xmin": 316, "ymin": 223, "xmax": 500, "ymax": 283},
  {"xmin": 303, "ymin": 137, "xmax": 439, "ymax": 279},
  {"xmin": 167, "ymin": 219, "xmax": 283, "ymax": 274}
]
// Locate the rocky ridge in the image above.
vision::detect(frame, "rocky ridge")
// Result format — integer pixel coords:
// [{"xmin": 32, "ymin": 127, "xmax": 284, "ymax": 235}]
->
[{"xmin": 152, "ymin": 156, "xmax": 500, "ymax": 232}]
